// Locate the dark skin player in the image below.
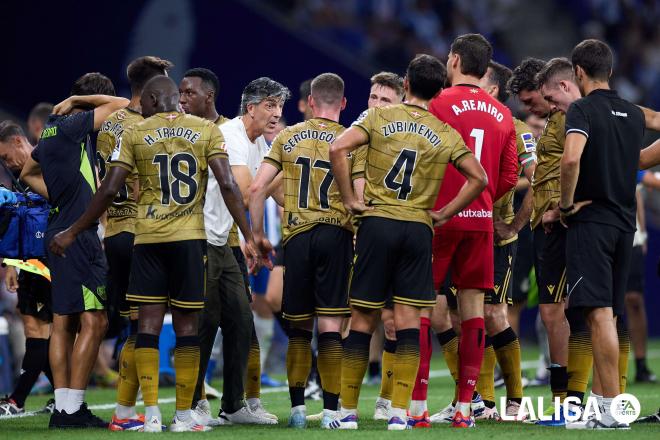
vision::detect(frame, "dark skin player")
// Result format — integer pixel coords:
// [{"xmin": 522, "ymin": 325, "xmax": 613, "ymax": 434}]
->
[{"xmin": 48, "ymin": 76, "xmax": 265, "ymax": 343}]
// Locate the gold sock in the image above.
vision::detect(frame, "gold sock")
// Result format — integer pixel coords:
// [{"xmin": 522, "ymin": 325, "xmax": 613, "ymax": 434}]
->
[
  {"xmin": 477, "ymin": 340, "xmax": 496, "ymax": 404},
  {"xmin": 116, "ymin": 335, "xmax": 139, "ymax": 407},
  {"xmin": 618, "ymin": 324, "xmax": 630, "ymax": 394},
  {"xmin": 493, "ymin": 327, "xmax": 524, "ymax": 400},
  {"xmin": 391, "ymin": 329, "xmax": 420, "ymax": 410},
  {"xmin": 134, "ymin": 334, "xmax": 160, "ymax": 407},
  {"xmin": 340, "ymin": 330, "xmax": 371, "ymax": 410},
  {"xmin": 567, "ymin": 329, "xmax": 593, "ymax": 399},
  {"xmin": 286, "ymin": 329, "xmax": 312, "ymax": 407},
  {"xmin": 245, "ymin": 328, "xmax": 261, "ymax": 400},
  {"xmin": 379, "ymin": 339, "xmax": 396, "ymax": 400},
  {"xmin": 174, "ymin": 337, "xmax": 200, "ymax": 411},
  {"xmin": 318, "ymin": 332, "xmax": 342, "ymax": 410}
]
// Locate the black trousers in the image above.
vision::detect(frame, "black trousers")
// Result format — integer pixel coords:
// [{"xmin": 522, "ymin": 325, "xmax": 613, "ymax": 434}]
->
[{"xmin": 193, "ymin": 243, "xmax": 253, "ymax": 413}]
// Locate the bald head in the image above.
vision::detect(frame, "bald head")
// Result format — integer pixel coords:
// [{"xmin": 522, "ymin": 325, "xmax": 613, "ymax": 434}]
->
[{"xmin": 141, "ymin": 75, "xmax": 180, "ymax": 117}]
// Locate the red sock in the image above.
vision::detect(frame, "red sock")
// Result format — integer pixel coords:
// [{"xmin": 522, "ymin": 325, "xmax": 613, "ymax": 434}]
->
[
  {"xmin": 457, "ymin": 317, "xmax": 485, "ymax": 403},
  {"xmin": 411, "ymin": 317, "xmax": 432, "ymax": 401}
]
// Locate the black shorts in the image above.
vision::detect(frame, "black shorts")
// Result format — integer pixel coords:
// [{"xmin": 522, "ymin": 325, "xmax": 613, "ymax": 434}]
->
[
  {"xmin": 273, "ymin": 243, "xmax": 284, "ymax": 267},
  {"xmin": 625, "ymin": 246, "xmax": 644, "ymax": 294},
  {"xmin": 17, "ymin": 269, "xmax": 52, "ymax": 322},
  {"xmin": 46, "ymin": 229, "xmax": 107, "ymax": 315},
  {"xmin": 486, "ymin": 241, "xmax": 518, "ymax": 305},
  {"xmin": 350, "ymin": 217, "xmax": 435, "ymax": 309},
  {"xmin": 104, "ymin": 232, "xmax": 135, "ymax": 317},
  {"xmin": 127, "ymin": 240, "xmax": 207, "ymax": 310},
  {"xmin": 282, "ymin": 225, "xmax": 352, "ymax": 321},
  {"xmin": 566, "ymin": 222, "xmax": 633, "ymax": 316},
  {"xmin": 231, "ymin": 245, "xmax": 252, "ymax": 302},
  {"xmin": 533, "ymin": 224, "xmax": 567, "ymax": 304},
  {"xmin": 440, "ymin": 275, "xmax": 458, "ymax": 310}
]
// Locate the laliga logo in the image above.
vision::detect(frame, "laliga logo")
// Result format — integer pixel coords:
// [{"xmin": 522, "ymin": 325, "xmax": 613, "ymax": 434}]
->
[{"xmin": 500, "ymin": 393, "xmax": 640, "ymax": 423}]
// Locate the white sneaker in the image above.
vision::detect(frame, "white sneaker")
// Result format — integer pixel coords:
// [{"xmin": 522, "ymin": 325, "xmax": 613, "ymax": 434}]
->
[
  {"xmin": 504, "ymin": 400, "xmax": 526, "ymax": 421},
  {"xmin": 321, "ymin": 410, "xmax": 340, "ymax": 429},
  {"xmin": 141, "ymin": 415, "xmax": 163, "ymax": 433},
  {"xmin": 374, "ymin": 397, "xmax": 391, "ymax": 421},
  {"xmin": 475, "ymin": 406, "xmax": 500, "ymax": 420},
  {"xmin": 306, "ymin": 411, "xmax": 324, "ymax": 421},
  {"xmin": 247, "ymin": 400, "xmax": 278, "ymax": 421},
  {"xmin": 566, "ymin": 416, "xmax": 629, "ymax": 430},
  {"xmin": 222, "ymin": 406, "xmax": 277, "ymax": 425},
  {"xmin": 169, "ymin": 415, "xmax": 212, "ymax": 432},
  {"xmin": 335, "ymin": 409, "xmax": 358, "ymax": 430},
  {"xmin": 191, "ymin": 400, "xmax": 212, "ymax": 426},
  {"xmin": 203, "ymin": 381, "xmax": 221, "ymax": 400},
  {"xmin": 430, "ymin": 403, "xmax": 455, "ymax": 424}
]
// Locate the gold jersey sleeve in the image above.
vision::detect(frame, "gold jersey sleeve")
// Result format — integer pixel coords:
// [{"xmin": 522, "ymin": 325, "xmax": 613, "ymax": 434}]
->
[
  {"xmin": 96, "ymin": 108, "xmax": 142, "ymax": 237},
  {"xmin": 109, "ymin": 112, "xmax": 228, "ymax": 245},
  {"xmin": 531, "ymin": 111, "xmax": 565, "ymax": 228},
  {"xmin": 264, "ymin": 118, "xmax": 351, "ymax": 243},
  {"xmin": 351, "ymin": 145, "xmax": 367, "ymax": 179},
  {"xmin": 493, "ymin": 118, "xmax": 537, "ymax": 245},
  {"xmin": 354, "ymin": 104, "xmax": 472, "ymax": 230}
]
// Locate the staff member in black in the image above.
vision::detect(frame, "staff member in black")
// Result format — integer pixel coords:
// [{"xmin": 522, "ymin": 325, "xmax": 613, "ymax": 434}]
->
[{"xmin": 559, "ymin": 39, "xmax": 644, "ymax": 429}]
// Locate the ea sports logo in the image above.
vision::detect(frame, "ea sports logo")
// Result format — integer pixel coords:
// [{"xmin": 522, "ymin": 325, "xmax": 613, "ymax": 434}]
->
[{"xmin": 610, "ymin": 393, "xmax": 640, "ymax": 424}]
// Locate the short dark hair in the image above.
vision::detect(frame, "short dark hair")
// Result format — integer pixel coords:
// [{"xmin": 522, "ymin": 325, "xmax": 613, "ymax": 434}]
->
[
  {"xmin": 127, "ymin": 56, "xmax": 174, "ymax": 94},
  {"xmin": 28, "ymin": 102, "xmax": 53, "ymax": 124},
  {"xmin": 485, "ymin": 61, "xmax": 512, "ymax": 102},
  {"xmin": 71, "ymin": 72, "xmax": 116, "ymax": 97},
  {"xmin": 0, "ymin": 120, "xmax": 26, "ymax": 142},
  {"xmin": 450, "ymin": 33, "xmax": 493, "ymax": 78},
  {"xmin": 311, "ymin": 73, "xmax": 344, "ymax": 106},
  {"xmin": 370, "ymin": 72, "xmax": 404, "ymax": 98},
  {"xmin": 507, "ymin": 58, "xmax": 546, "ymax": 95},
  {"xmin": 299, "ymin": 79, "xmax": 312, "ymax": 102},
  {"xmin": 406, "ymin": 54, "xmax": 446, "ymax": 100},
  {"xmin": 535, "ymin": 57, "xmax": 574, "ymax": 89},
  {"xmin": 240, "ymin": 77, "xmax": 291, "ymax": 115},
  {"xmin": 183, "ymin": 67, "xmax": 220, "ymax": 95},
  {"xmin": 571, "ymin": 39, "xmax": 613, "ymax": 81}
]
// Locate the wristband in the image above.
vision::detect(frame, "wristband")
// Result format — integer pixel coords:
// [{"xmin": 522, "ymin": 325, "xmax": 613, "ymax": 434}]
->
[{"xmin": 559, "ymin": 205, "xmax": 574, "ymax": 214}]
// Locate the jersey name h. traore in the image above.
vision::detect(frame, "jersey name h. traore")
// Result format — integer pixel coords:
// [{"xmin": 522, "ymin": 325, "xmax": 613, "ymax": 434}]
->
[
  {"xmin": 110, "ymin": 112, "xmax": 227, "ymax": 244},
  {"xmin": 265, "ymin": 118, "xmax": 352, "ymax": 243},
  {"xmin": 96, "ymin": 108, "xmax": 142, "ymax": 237},
  {"xmin": 353, "ymin": 103, "xmax": 472, "ymax": 230}
]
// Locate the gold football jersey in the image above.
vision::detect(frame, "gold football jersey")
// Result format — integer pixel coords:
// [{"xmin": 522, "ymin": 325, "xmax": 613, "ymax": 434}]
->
[
  {"xmin": 110, "ymin": 112, "xmax": 227, "ymax": 244},
  {"xmin": 493, "ymin": 118, "xmax": 536, "ymax": 245},
  {"xmin": 265, "ymin": 118, "xmax": 352, "ymax": 243},
  {"xmin": 531, "ymin": 111, "xmax": 565, "ymax": 229},
  {"xmin": 354, "ymin": 104, "xmax": 472, "ymax": 229},
  {"xmin": 96, "ymin": 108, "xmax": 142, "ymax": 237}
]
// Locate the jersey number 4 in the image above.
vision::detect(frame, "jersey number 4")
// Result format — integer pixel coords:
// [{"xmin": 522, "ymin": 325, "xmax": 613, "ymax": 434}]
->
[
  {"xmin": 295, "ymin": 156, "xmax": 333, "ymax": 209},
  {"xmin": 96, "ymin": 152, "xmax": 129, "ymax": 204},
  {"xmin": 153, "ymin": 153, "xmax": 198, "ymax": 205},
  {"xmin": 384, "ymin": 149, "xmax": 417, "ymax": 200}
]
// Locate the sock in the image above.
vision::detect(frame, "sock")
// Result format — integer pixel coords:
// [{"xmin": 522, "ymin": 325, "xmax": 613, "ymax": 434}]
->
[
  {"xmin": 176, "ymin": 409, "xmax": 192, "ymax": 422},
  {"xmin": 116, "ymin": 334, "xmax": 139, "ymax": 409},
  {"xmin": 340, "ymin": 330, "xmax": 371, "ymax": 410},
  {"xmin": 379, "ymin": 338, "xmax": 396, "ymax": 401},
  {"xmin": 600, "ymin": 397, "xmax": 617, "ymax": 425},
  {"xmin": 64, "ymin": 389, "xmax": 85, "ymax": 414},
  {"xmin": 54, "ymin": 388, "xmax": 69, "ymax": 412},
  {"xmin": 245, "ymin": 325, "xmax": 261, "ymax": 399},
  {"xmin": 115, "ymin": 403, "xmax": 137, "ymax": 420},
  {"xmin": 476, "ymin": 337, "xmax": 496, "ymax": 407},
  {"xmin": 457, "ymin": 318, "xmax": 485, "ymax": 404},
  {"xmin": 617, "ymin": 320, "xmax": 630, "ymax": 394},
  {"xmin": 9, "ymin": 338, "xmax": 49, "ymax": 408},
  {"xmin": 549, "ymin": 365, "xmax": 568, "ymax": 403},
  {"xmin": 409, "ymin": 400, "xmax": 427, "ymax": 416},
  {"xmin": 566, "ymin": 309, "xmax": 592, "ymax": 402},
  {"xmin": 286, "ymin": 328, "xmax": 312, "ymax": 408},
  {"xmin": 145, "ymin": 405, "xmax": 161, "ymax": 421},
  {"xmin": 174, "ymin": 336, "xmax": 200, "ymax": 412},
  {"xmin": 317, "ymin": 331, "xmax": 342, "ymax": 411},
  {"xmin": 253, "ymin": 313, "xmax": 274, "ymax": 368},
  {"xmin": 135, "ymin": 333, "xmax": 160, "ymax": 407},
  {"xmin": 437, "ymin": 328, "xmax": 459, "ymax": 401},
  {"xmin": 492, "ymin": 327, "xmax": 523, "ymax": 402},
  {"xmin": 635, "ymin": 357, "xmax": 647, "ymax": 374},
  {"xmin": 392, "ymin": 328, "xmax": 420, "ymax": 410},
  {"xmin": 411, "ymin": 317, "xmax": 431, "ymax": 406},
  {"xmin": 368, "ymin": 361, "xmax": 380, "ymax": 378}
]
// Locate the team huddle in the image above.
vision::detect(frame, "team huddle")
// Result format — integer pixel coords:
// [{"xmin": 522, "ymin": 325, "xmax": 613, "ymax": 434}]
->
[{"xmin": 3, "ymin": 31, "xmax": 660, "ymax": 432}]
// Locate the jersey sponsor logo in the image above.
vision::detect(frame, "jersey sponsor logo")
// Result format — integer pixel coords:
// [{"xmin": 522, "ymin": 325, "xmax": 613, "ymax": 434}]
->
[
  {"xmin": 451, "ymin": 99, "xmax": 504, "ymax": 122},
  {"xmin": 456, "ymin": 208, "xmax": 492, "ymax": 218},
  {"xmin": 521, "ymin": 132, "xmax": 536, "ymax": 152},
  {"xmin": 145, "ymin": 204, "xmax": 195, "ymax": 220},
  {"xmin": 611, "ymin": 110, "xmax": 628, "ymax": 118},
  {"xmin": 381, "ymin": 121, "xmax": 442, "ymax": 148},
  {"xmin": 143, "ymin": 127, "xmax": 202, "ymax": 146},
  {"xmin": 282, "ymin": 129, "xmax": 336, "ymax": 153}
]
